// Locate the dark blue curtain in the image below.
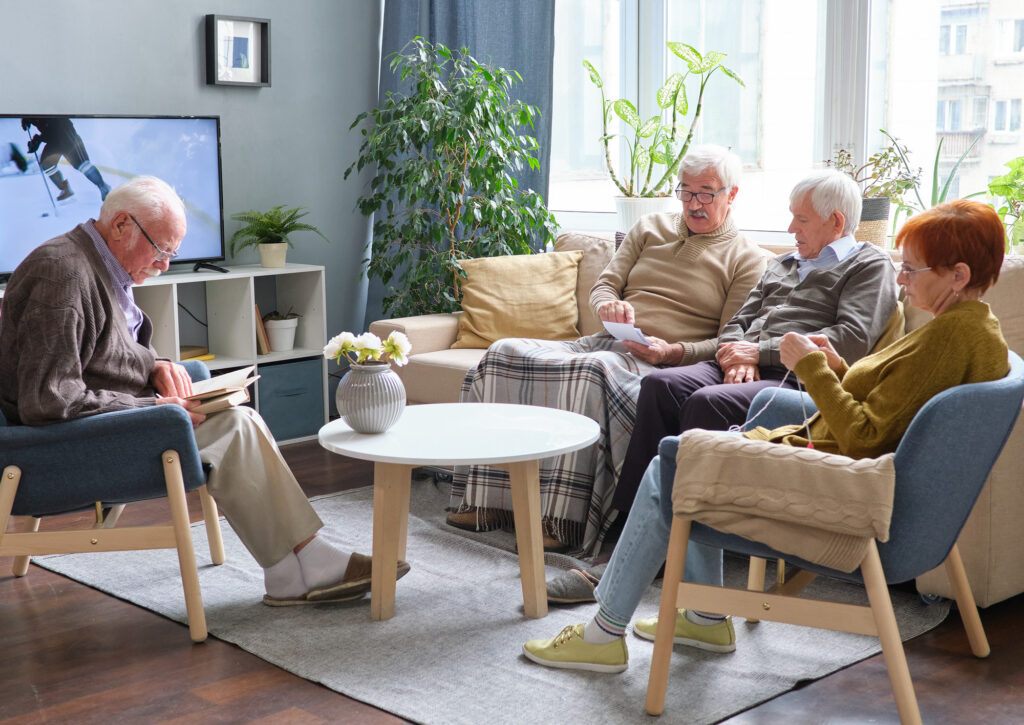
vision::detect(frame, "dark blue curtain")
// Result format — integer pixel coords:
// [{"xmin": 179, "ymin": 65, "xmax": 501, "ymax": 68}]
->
[{"xmin": 363, "ymin": 0, "xmax": 556, "ymax": 327}]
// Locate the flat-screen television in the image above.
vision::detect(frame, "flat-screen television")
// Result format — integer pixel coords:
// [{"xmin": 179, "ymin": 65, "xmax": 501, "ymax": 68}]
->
[{"xmin": 0, "ymin": 114, "xmax": 225, "ymax": 280}]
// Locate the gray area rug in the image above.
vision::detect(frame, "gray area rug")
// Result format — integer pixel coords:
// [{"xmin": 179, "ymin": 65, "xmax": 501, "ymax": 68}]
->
[{"xmin": 35, "ymin": 478, "xmax": 949, "ymax": 725}]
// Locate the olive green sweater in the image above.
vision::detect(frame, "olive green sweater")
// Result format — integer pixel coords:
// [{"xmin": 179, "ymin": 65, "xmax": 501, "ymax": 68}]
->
[
  {"xmin": 746, "ymin": 300, "xmax": 1009, "ymax": 458},
  {"xmin": 589, "ymin": 211, "xmax": 767, "ymax": 365}
]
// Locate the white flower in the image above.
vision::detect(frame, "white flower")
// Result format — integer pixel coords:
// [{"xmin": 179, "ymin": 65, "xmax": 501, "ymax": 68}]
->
[
  {"xmin": 323, "ymin": 331, "xmax": 356, "ymax": 361},
  {"xmin": 382, "ymin": 331, "xmax": 412, "ymax": 366},
  {"xmin": 353, "ymin": 332, "xmax": 382, "ymax": 350}
]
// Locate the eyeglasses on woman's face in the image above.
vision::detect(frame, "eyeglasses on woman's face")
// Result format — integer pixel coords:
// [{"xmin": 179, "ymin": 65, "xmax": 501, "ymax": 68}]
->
[{"xmin": 898, "ymin": 263, "xmax": 932, "ymax": 278}]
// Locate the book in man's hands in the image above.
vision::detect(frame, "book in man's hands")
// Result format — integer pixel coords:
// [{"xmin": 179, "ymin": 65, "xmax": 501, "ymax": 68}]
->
[{"xmin": 186, "ymin": 365, "xmax": 259, "ymax": 415}]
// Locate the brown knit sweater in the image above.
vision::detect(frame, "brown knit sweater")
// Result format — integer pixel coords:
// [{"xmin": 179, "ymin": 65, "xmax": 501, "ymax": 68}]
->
[
  {"xmin": 589, "ymin": 211, "xmax": 767, "ymax": 365},
  {"xmin": 0, "ymin": 224, "xmax": 158, "ymax": 424}
]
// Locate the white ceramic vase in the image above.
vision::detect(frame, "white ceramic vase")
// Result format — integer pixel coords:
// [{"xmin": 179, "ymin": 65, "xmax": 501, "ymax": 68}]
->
[
  {"xmin": 614, "ymin": 196, "xmax": 681, "ymax": 234},
  {"xmin": 335, "ymin": 362, "xmax": 406, "ymax": 433}
]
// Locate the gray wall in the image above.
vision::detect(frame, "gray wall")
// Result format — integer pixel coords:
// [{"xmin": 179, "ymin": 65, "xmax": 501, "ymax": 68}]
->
[{"xmin": 0, "ymin": 0, "xmax": 382, "ymax": 341}]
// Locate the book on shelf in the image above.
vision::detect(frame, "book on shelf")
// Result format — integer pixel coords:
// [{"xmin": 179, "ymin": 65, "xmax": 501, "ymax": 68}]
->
[
  {"xmin": 179, "ymin": 344, "xmax": 209, "ymax": 360},
  {"xmin": 186, "ymin": 365, "xmax": 259, "ymax": 415},
  {"xmin": 255, "ymin": 303, "xmax": 271, "ymax": 355}
]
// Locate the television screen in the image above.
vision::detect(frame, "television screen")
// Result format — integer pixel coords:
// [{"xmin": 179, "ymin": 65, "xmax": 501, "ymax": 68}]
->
[{"xmin": 0, "ymin": 114, "xmax": 224, "ymax": 278}]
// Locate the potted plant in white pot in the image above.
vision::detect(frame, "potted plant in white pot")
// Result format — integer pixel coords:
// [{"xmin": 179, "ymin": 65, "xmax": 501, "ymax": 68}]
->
[
  {"xmin": 582, "ymin": 42, "xmax": 745, "ymax": 232},
  {"xmin": 229, "ymin": 205, "xmax": 330, "ymax": 268},
  {"xmin": 262, "ymin": 308, "xmax": 301, "ymax": 351}
]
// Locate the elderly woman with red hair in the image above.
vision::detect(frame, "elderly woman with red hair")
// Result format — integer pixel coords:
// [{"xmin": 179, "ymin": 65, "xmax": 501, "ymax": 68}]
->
[{"xmin": 522, "ymin": 199, "xmax": 1010, "ymax": 673}]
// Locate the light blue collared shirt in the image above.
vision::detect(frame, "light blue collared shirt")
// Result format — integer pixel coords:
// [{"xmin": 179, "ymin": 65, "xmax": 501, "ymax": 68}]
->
[
  {"xmin": 788, "ymin": 234, "xmax": 863, "ymax": 282},
  {"xmin": 84, "ymin": 219, "xmax": 145, "ymax": 340}
]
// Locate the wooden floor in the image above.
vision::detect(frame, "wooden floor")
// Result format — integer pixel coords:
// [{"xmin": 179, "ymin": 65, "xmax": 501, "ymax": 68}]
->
[{"xmin": 3, "ymin": 440, "xmax": 1024, "ymax": 724}]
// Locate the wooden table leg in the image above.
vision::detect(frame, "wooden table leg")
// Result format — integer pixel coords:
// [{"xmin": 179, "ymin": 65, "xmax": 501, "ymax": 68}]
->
[
  {"xmin": 504, "ymin": 459, "xmax": 548, "ymax": 618},
  {"xmin": 371, "ymin": 462, "xmax": 413, "ymax": 621}
]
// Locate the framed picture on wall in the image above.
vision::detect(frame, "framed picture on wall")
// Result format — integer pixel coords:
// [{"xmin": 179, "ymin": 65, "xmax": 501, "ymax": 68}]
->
[{"xmin": 205, "ymin": 14, "xmax": 271, "ymax": 87}]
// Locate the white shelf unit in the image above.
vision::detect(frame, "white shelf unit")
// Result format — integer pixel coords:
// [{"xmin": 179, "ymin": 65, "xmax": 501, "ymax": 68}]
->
[{"xmin": 135, "ymin": 263, "xmax": 328, "ymax": 443}]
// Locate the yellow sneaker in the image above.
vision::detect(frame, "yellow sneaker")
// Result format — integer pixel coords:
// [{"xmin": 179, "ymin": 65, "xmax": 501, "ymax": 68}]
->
[
  {"xmin": 633, "ymin": 610, "xmax": 735, "ymax": 653},
  {"xmin": 523, "ymin": 623, "xmax": 628, "ymax": 673}
]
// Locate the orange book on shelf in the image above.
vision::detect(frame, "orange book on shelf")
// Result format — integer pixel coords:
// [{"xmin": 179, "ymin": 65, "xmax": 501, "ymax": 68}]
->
[{"xmin": 255, "ymin": 304, "xmax": 271, "ymax": 355}]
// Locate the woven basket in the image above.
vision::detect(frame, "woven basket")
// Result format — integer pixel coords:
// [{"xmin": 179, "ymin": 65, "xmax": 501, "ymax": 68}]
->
[{"xmin": 854, "ymin": 196, "xmax": 891, "ymax": 247}]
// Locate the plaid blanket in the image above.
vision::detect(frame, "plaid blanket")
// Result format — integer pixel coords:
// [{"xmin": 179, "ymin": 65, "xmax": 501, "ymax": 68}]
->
[{"xmin": 448, "ymin": 333, "xmax": 659, "ymax": 556}]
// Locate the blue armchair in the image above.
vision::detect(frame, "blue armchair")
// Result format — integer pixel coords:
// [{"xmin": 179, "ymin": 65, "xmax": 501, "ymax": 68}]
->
[
  {"xmin": 0, "ymin": 360, "xmax": 224, "ymax": 642},
  {"xmin": 645, "ymin": 352, "xmax": 1024, "ymax": 724}
]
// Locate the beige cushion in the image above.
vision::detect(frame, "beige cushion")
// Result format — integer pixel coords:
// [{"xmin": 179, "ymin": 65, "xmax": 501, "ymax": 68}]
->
[
  {"xmin": 553, "ymin": 232, "xmax": 617, "ymax": 336},
  {"xmin": 395, "ymin": 348, "xmax": 487, "ymax": 404},
  {"xmin": 452, "ymin": 251, "xmax": 584, "ymax": 349}
]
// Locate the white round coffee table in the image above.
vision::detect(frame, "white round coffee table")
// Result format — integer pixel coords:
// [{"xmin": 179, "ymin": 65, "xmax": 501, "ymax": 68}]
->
[{"xmin": 319, "ymin": 403, "xmax": 600, "ymax": 620}]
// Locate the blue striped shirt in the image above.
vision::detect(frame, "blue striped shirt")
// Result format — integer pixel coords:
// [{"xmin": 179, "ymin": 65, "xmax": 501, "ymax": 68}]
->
[{"xmin": 84, "ymin": 219, "xmax": 144, "ymax": 340}]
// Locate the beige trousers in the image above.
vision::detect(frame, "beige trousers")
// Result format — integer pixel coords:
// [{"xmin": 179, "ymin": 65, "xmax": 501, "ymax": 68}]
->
[{"xmin": 193, "ymin": 405, "xmax": 322, "ymax": 567}]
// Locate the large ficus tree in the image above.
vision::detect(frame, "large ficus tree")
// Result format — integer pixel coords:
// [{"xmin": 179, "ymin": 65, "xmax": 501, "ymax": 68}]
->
[{"xmin": 346, "ymin": 37, "xmax": 557, "ymax": 317}]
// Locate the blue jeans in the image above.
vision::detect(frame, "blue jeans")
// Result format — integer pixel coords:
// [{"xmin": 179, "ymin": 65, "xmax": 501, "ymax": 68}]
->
[{"xmin": 594, "ymin": 455, "xmax": 722, "ymax": 624}]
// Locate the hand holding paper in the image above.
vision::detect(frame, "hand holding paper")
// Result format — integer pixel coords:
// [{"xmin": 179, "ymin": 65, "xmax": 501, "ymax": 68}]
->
[{"xmin": 602, "ymin": 320, "xmax": 652, "ymax": 346}]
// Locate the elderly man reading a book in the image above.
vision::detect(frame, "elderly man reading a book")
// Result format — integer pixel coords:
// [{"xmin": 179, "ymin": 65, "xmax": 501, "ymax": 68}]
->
[{"xmin": 0, "ymin": 175, "xmax": 405, "ymax": 606}]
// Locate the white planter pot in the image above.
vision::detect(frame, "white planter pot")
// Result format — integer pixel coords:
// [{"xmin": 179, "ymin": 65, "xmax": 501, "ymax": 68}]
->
[
  {"xmin": 264, "ymin": 317, "xmax": 298, "ymax": 351},
  {"xmin": 614, "ymin": 196, "xmax": 681, "ymax": 234},
  {"xmin": 258, "ymin": 242, "xmax": 288, "ymax": 268}
]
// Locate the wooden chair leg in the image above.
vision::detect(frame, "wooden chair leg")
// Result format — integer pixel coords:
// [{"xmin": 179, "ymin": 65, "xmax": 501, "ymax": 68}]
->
[
  {"xmin": 745, "ymin": 556, "xmax": 767, "ymax": 622},
  {"xmin": 860, "ymin": 540, "xmax": 922, "ymax": 725},
  {"xmin": 943, "ymin": 543, "xmax": 990, "ymax": 658},
  {"xmin": 645, "ymin": 517, "xmax": 691, "ymax": 716},
  {"xmin": 13, "ymin": 516, "xmax": 40, "ymax": 576},
  {"xmin": 198, "ymin": 485, "xmax": 225, "ymax": 565},
  {"xmin": 163, "ymin": 450, "xmax": 208, "ymax": 643}
]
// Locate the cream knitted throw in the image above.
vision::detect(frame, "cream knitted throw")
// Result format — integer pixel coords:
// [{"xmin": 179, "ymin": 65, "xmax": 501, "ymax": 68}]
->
[{"xmin": 671, "ymin": 429, "xmax": 896, "ymax": 572}]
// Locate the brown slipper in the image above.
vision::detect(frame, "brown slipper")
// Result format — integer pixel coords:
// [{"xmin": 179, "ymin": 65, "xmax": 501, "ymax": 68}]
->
[
  {"xmin": 305, "ymin": 552, "xmax": 411, "ymax": 602},
  {"xmin": 262, "ymin": 588, "xmax": 367, "ymax": 607}
]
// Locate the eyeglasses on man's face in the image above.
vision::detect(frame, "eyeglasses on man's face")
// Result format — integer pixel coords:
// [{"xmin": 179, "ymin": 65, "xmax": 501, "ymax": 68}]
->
[
  {"xmin": 129, "ymin": 214, "xmax": 179, "ymax": 262},
  {"xmin": 899, "ymin": 264, "xmax": 932, "ymax": 278},
  {"xmin": 675, "ymin": 186, "xmax": 728, "ymax": 205}
]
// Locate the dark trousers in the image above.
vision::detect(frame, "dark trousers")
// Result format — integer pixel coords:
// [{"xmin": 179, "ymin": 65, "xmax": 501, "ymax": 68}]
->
[{"xmin": 611, "ymin": 360, "xmax": 798, "ymax": 512}]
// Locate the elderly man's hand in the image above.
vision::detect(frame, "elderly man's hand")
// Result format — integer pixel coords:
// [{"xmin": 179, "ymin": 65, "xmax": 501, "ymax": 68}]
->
[
  {"xmin": 716, "ymin": 341, "xmax": 759, "ymax": 368},
  {"xmin": 597, "ymin": 300, "xmax": 635, "ymax": 325},
  {"xmin": 623, "ymin": 336, "xmax": 682, "ymax": 366},
  {"xmin": 151, "ymin": 360, "xmax": 194, "ymax": 398},
  {"xmin": 722, "ymin": 363, "xmax": 760, "ymax": 384},
  {"xmin": 155, "ymin": 396, "xmax": 207, "ymax": 428},
  {"xmin": 779, "ymin": 332, "xmax": 824, "ymax": 371}
]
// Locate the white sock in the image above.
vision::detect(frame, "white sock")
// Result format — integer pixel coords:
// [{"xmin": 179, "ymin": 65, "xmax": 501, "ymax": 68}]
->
[
  {"xmin": 583, "ymin": 616, "xmax": 622, "ymax": 645},
  {"xmin": 685, "ymin": 609, "xmax": 726, "ymax": 626},
  {"xmin": 263, "ymin": 551, "xmax": 306, "ymax": 599},
  {"xmin": 295, "ymin": 535, "xmax": 352, "ymax": 590}
]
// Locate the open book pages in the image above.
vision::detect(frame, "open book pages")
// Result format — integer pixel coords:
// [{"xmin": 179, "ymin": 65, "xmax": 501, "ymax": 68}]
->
[{"xmin": 186, "ymin": 365, "xmax": 259, "ymax": 414}]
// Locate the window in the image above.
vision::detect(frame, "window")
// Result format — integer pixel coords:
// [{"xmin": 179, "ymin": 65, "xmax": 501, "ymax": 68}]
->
[
  {"xmin": 550, "ymin": 0, "xmax": 1024, "ymax": 239},
  {"xmin": 973, "ymin": 97, "xmax": 988, "ymax": 129}
]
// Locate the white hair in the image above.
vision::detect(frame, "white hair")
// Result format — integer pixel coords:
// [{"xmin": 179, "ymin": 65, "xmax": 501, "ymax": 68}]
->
[
  {"xmin": 99, "ymin": 175, "xmax": 185, "ymax": 226},
  {"xmin": 678, "ymin": 144, "xmax": 742, "ymax": 190},
  {"xmin": 789, "ymin": 169, "xmax": 862, "ymax": 236}
]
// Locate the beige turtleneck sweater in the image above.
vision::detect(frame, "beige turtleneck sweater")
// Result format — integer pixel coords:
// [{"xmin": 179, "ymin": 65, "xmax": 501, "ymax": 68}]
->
[{"xmin": 589, "ymin": 211, "xmax": 767, "ymax": 365}]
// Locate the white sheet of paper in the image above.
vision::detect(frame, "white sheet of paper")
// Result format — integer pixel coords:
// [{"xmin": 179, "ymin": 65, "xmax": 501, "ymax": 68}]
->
[{"xmin": 602, "ymin": 320, "xmax": 652, "ymax": 346}]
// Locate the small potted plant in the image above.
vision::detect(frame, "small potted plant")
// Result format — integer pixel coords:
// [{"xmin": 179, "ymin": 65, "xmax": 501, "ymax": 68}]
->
[
  {"xmin": 582, "ymin": 41, "xmax": 745, "ymax": 231},
  {"xmin": 229, "ymin": 205, "xmax": 330, "ymax": 268},
  {"xmin": 262, "ymin": 308, "xmax": 301, "ymax": 351},
  {"xmin": 826, "ymin": 132, "xmax": 921, "ymax": 246}
]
